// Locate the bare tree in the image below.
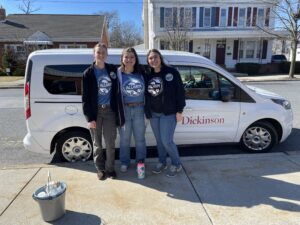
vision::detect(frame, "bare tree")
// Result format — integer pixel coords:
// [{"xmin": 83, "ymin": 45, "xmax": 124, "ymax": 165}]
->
[
  {"xmin": 110, "ymin": 20, "xmax": 142, "ymax": 48},
  {"xmin": 97, "ymin": 10, "xmax": 119, "ymax": 31},
  {"xmin": 260, "ymin": 0, "xmax": 300, "ymax": 78},
  {"xmin": 18, "ymin": 0, "xmax": 41, "ymax": 14},
  {"xmin": 162, "ymin": 8, "xmax": 192, "ymax": 51}
]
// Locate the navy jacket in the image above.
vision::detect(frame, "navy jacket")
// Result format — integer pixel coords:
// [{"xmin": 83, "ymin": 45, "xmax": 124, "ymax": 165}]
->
[
  {"xmin": 82, "ymin": 62, "xmax": 124, "ymax": 126},
  {"xmin": 145, "ymin": 65, "xmax": 186, "ymax": 118}
]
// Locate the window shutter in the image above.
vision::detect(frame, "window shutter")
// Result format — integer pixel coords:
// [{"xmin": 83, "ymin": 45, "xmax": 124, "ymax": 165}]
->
[
  {"xmin": 211, "ymin": 7, "xmax": 216, "ymax": 27},
  {"xmin": 160, "ymin": 7, "xmax": 165, "ymax": 28},
  {"xmin": 192, "ymin": 7, "xmax": 197, "ymax": 27},
  {"xmin": 173, "ymin": 7, "xmax": 177, "ymax": 27},
  {"xmin": 189, "ymin": 40, "xmax": 193, "ymax": 53},
  {"xmin": 265, "ymin": 8, "xmax": 270, "ymax": 26},
  {"xmin": 228, "ymin": 7, "xmax": 232, "ymax": 26},
  {"xmin": 233, "ymin": 40, "xmax": 239, "ymax": 60},
  {"xmin": 233, "ymin": 7, "xmax": 238, "ymax": 26},
  {"xmin": 262, "ymin": 40, "xmax": 268, "ymax": 59},
  {"xmin": 199, "ymin": 7, "xmax": 204, "ymax": 27},
  {"xmin": 215, "ymin": 7, "xmax": 220, "ymax": 27},
  {"xmin": 252, "ymin": 7, "xmax": 257, "ymax": 26},
  {"xmin": 246, "ymin": 7, "xmax": 251, "ymax": 26}
]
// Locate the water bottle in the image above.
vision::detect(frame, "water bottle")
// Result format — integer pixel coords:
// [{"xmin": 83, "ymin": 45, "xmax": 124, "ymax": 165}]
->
[{"xmin": 137, "ymin": 162, "xmax": 145, "ymax": 179}]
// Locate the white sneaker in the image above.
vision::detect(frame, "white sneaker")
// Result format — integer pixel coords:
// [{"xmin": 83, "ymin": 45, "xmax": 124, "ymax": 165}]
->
[
  {"xmin": 120, "ymin": 165, "xmax": 128, "ymax": 172},
  {"xmin": 166, "ymin": 164, "xmax": 182, "ymax": 177},
  {"xmin": 152, "ymin": 163, "xmax": 167, "ymax": 174}
]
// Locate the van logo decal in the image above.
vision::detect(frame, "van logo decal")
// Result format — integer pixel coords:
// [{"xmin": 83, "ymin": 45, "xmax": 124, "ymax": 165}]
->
[
  {"xmin": 122, "ymin": 79, "xmax": 144, "ymax": 97},
  {"xmin": 165, "ymin": 73, "xmax": 173, "ymax": 81},
  {"xmin": 182, "ymin": 116, "xmax": 225, "ymax": 125},
  {"xmin": 98, "ymin": 77, "xmax": 112, "ymax": 95},
  {"xmin": 147, "ymin": 77, "xmax": 163, "ymax": 97}
]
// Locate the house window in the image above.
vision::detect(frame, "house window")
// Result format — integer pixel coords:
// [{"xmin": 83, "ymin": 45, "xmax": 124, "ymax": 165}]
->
[
  {"xmin": 246, "ymin": 41, "xmax": 255, "ymax": 58},
  {"xmin": 165, "ymin": 8, "xmax": 173, "ymax": 28},
  {"xmin": 59, "ymin": 44, "xmax": 87, "ymax": 48},
  {"xmin": 239, "ymin": 41, "xmax": 244, "ymax": 59},
  {"xmin": 257, "ymin": 8, "xmax": 264, "ymax": 27},
  {"xmin": 220, "ymin": 8, "xmax": 227, "ymax": 27},
  {"xmin": 203, "ymin": 39, "xmax": 211, "ymax": 59},
  {"xmin": 160, "ymin": 40, "xmax": 170, "ymax": 50},
  {"xmin": 256, "ymin": 40, "xmax": 262, "ymax": 58},
  {"xmin": 184, "ymin": 8, "xmax": 192, "ymax": 27},
  {"xmin": 5, "ymin": 44, "xmax": 25, "ymax": 53},
  {"xmin": 238, "ymin": 8, "xmax": 246, "ymax": 27},
  {"xmin": 204, "ymin": 8, "xmax": 211, "ymax": 27}
]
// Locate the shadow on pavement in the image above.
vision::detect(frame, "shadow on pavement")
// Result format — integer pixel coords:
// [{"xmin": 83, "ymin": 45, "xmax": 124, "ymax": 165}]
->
[{"xmin": 50, "ymin": 210, "xmax": 102, "ymax": 225}]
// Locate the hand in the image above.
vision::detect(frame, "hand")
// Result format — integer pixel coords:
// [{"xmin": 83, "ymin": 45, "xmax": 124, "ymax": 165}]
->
[
  {"xmin": 88, "ymin": 121, "xmax": 96, "ymax": 129},
  {"xmin": 176, "ymin": 112, "xmax": 183, "ymax": 122}
]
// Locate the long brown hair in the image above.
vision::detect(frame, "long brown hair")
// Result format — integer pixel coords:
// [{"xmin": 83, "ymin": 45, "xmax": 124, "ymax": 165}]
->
[
  {"xmin": 146, "ymin": 49, "xmax": 167, "ymax": 68},
  {"xmin": 120, "ymin": 47, "xmax": 141, "ymax": 74}
]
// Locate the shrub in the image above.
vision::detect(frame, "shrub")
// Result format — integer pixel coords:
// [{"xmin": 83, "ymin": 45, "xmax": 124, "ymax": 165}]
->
[
  {"xmin": 279, "ymin": 61, "xmax": 300, "ymax": 73},
  {"xmin": 235, "ymin": 63, "xmax": 261, "ymax": 75}
]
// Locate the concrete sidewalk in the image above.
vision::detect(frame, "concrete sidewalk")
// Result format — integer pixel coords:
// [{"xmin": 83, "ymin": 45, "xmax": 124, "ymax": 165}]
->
[{"xmin": 1, "ymin": 152, "xmax": 300, "ymax": 225}]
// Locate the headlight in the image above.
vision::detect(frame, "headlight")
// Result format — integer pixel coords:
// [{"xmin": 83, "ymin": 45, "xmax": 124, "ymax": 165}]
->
[{"xmin": 271, "ymin": 99, "xmax": 291, "ymax": 110}]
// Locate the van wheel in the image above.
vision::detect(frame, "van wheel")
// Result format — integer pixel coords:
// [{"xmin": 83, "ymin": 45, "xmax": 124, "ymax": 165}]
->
[
  {"xmin": 240, "ymin": 121, "xmax": 278, "ymax": 153},
  {"xmin": 56, "ymin": 131, "xmax": 93, "ymax": 162}
]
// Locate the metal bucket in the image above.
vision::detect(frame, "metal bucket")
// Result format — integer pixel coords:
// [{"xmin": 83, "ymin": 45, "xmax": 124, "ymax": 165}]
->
[{"xmin": 32, "ymin": 173, "xmax": 67, "ymax": 222}]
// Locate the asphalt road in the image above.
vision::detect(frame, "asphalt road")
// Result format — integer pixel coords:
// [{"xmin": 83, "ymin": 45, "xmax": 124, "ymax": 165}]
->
[{"xmin": 0, "ymin": 81, "xmax": 299, "ymax": 167}]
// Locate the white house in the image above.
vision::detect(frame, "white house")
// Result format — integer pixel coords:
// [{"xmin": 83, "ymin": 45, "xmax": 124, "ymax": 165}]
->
[{"xmin": 143, "ymin": 0, "xmax": 278, "ymax": 68}]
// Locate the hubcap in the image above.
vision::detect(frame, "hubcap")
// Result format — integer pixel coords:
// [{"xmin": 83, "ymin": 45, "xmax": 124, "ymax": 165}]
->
[
  {"xmin": 243, "ymin": 126, "xmax": 271, "ymax": 151},
  {"xmin": 62, "ymin": 137, "xmax": 92, "ymax": 162}
]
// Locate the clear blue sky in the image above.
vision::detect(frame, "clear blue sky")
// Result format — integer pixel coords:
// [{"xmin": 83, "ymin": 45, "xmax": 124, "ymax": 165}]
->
[{"xmin": 1, "ymin": 0, "xmax": 143, "ymax": 30}]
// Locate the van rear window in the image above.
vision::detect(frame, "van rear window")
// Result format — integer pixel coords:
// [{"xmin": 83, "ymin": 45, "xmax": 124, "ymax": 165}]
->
[{"xmin": 43, "ymin": 64, "xmax": 89, "ymax": 95}]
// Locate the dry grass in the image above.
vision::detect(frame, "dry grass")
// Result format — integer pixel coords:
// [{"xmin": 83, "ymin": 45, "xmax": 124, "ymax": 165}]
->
[{"xmin": 0, "ymin": 76, "xmax": 24, "ymax": 82}]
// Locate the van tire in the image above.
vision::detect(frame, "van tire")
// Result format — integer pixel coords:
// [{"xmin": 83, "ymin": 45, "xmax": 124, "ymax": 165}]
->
[
  {"xmin": 55, "ymin": 131, "xmax": 93, "ymax": 162},
  {"xmin": 240, "ymin": 121, "xmax": 278, "ymax": 153}
]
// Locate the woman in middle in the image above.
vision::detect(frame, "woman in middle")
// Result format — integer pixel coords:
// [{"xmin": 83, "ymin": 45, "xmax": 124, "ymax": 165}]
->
[{"xmin": 117, "ymin": 47, "xmax": 147, "ymax": 179}]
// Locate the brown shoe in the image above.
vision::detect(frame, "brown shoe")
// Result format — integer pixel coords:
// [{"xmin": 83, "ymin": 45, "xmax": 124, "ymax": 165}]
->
[{"xmin": 97, "ymin": 171, "xmax": 106, "ymax": 180}]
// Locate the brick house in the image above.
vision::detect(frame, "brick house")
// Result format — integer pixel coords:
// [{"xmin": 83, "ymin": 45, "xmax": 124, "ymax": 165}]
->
[
  {"xmin": 0, "ymin": 7, "xmax": 108, "ymax": 68},
  {"xmin": 143, "ymin": 0, "xmax": 282, "ymax": 68}
]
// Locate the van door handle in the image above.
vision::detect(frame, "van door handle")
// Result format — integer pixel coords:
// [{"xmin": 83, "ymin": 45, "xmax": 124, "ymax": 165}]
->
[{"xmin": 184, "ymin": 107, "xmax": 193, "ymax": 111}]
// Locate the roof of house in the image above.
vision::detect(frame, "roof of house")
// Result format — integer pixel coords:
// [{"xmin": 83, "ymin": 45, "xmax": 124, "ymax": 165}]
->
[{"xmin": 0, "ymin": 14, "xmax": 105, "ymax": 42}]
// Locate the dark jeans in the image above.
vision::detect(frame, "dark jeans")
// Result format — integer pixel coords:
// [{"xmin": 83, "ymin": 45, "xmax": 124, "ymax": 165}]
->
[{"xmin": 90, "ymin": 106, "xmax": 116, "ymax": 173}]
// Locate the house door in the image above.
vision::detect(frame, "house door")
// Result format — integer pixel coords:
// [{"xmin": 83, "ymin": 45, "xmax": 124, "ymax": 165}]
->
[{"xmin": 216, "ymin": 41, "xmax": 226, "ymax": 65}]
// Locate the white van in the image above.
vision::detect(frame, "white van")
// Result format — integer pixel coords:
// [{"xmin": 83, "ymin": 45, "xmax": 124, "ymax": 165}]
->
[{"xmin": 23, "ymin": 48, "xmax": 293, "ymax": 162}]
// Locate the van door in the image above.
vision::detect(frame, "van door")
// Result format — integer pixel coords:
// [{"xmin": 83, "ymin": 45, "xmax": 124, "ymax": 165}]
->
[{"xmin": 174, "ymin": 66, "xmax": 241, "ymax": 144}]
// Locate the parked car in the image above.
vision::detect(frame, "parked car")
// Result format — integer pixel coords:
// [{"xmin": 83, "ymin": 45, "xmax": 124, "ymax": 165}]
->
[
  {"xmin": 23, "ymin": 49, "xmax": 293, "ymax": 162},
  {"xmin": 271, "ymin": 54, "xmax": 287, "ymax": 63}
]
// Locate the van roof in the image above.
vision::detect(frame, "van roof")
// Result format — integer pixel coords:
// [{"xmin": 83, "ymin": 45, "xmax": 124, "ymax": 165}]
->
[{"xmin": 29, "ymin": 48, "xmax": 214, "ymax": 65}]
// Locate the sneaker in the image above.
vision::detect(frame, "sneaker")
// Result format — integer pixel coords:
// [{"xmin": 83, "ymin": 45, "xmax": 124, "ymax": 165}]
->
[
  {"xmin": 152, "ymin": 163, "xmax": 167, "ymax": 174},
  {"xmin": 107, "ymin": 170, "xmax": 117, "ymax": 179},
  {"xmin": 120, "ymin": 165, "xmax": 128, "ymax": 172},
  {"xmin": 166, "ymin": 165, "xmax": 182, "ymax": 178},
  {"xmin": 97, "ymin": 171, "xmax": 106, "ymax": 180}
]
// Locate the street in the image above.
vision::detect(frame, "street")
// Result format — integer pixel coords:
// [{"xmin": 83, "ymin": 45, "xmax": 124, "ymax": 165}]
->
[{"xmin": 0, "ymin": 80, "xmax": 299, "ymax": 167}]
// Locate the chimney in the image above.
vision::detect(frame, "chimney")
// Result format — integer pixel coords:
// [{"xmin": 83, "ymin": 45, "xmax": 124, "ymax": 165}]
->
[{"xmin": 0, "ymin": 7, "xmax": 6, "ymax": 21}]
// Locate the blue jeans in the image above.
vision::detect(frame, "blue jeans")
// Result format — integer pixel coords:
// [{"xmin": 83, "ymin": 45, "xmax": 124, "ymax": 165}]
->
[
  {"xmin": 150, "ymin": 112, "xmax": 181, "ymax": 166},
  {"xmin": 119, "ymin": 105, "xmax": 146, "ymax": 166}
]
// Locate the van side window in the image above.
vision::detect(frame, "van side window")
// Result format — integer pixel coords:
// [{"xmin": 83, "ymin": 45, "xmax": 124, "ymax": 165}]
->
[
  {"xmin": 175, "ymin": 66, "xmax": 239, "ymax": 101},
  {"xmin": 176, "ymin": 66, "xmax": 219, "ymax": 100},
  {"xmin": 43, "ymin": 65, "xmax": 89, "ymax": 95}
]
